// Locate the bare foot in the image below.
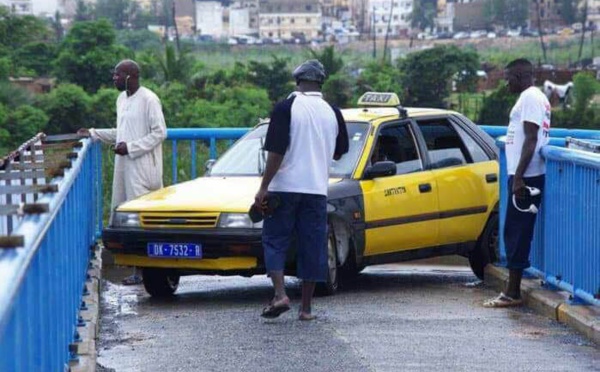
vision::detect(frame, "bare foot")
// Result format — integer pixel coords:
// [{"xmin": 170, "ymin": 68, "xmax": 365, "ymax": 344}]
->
[{"xmin": 298, "ymin": 312, "xmax": 317, "ymax": 321}]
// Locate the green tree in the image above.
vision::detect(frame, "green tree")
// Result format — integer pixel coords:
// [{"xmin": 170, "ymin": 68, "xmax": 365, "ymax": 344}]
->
[
  {"xmin": 96, "ymin": 0, "xmax": 133, "ymax": 30},
  {"xmin": 117, "ymin": 29, "xmax": 161, "ymax": 51},
  {"xmin": 356, "ymin": 60, "xmax": 404, "ymax": 100},
  {"xmin": 572, "ymin": 72, "xmax": 599, "ymax": 127},
  {"xmin": 0, "ymin": 7, "xmax": 50, "ymax": 50},
  {"xmin": 308, "ymin": 46, "xmax": 344, "ymax": 76},
  {"xmin": 75, "ymin": 0, "xmax": 93, "ymax": 22},
  {"xmin": 0, "ymin": 103, "xmax": 9, "ymax": 153},
  {"xmin": 54, "ymin": 20, "xmax": 129, "ymax": 93},
  {"xmin": 90, "ymin": 87, "xmax": 120, "ymax": 129},
  {"xmin": 323, "ymin": 73, "xmax": 353, "ymax": 108},
  {"xmin": 38, "ymin": 83, "xmax": 92, "ymax": 134},
  {"xmin": 247, "ymin": 56, "xmax": 293, "ymax": 102},
  {"xmin": 410, "ymin": 0, "xmax": 437, "ymax": 30},
  {"xmin": 156, "ymin": 44, "xmax": 194, "ymax": 83},
  {"xmin": 478, "ymin": 84, "xmax": 517, "ymax": 126},
  {"xmin": 13, "ymin": 42, "xmax": 57, "ymax": 77},
  {"xmin": 0, "ymin": 82, "xmax": 32, "ymax": 108},
  {"xmin": 4, "ymin": 105, "xmax": 49, "ymax": 145},
  {"xmin": 0, "ymin": 57, "xmax": 9, "ymax": 80},
  {"xmin": 400, "ymin": 45, "xmax": 479, "ymax": 108}
]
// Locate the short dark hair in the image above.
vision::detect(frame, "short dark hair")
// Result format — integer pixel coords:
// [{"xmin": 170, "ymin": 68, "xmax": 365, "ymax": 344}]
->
[{"xmin": 506, "ymin": 58, "xmax": 533, "ymax": 71}]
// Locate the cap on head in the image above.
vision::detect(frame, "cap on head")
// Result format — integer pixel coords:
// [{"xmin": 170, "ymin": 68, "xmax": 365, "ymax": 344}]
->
[{"xmin": 292, "ymin": 59, "xmax": 326, "ymax": 84}]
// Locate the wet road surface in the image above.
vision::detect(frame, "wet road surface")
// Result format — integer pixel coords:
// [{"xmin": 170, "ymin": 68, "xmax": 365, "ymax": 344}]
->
[{"xmin": 97, "ymin": 264, "xmax": 599, "ymax": 372}]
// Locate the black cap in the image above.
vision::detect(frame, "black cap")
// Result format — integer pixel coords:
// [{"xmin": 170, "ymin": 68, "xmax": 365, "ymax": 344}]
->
[{"xmin": 292, "ymin": 59, "xmax": 326, "ymax": 84}]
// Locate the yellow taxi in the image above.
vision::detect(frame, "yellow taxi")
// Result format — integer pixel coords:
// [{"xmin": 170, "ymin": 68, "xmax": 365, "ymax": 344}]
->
[{"xmin": 103, "ymin": 92, "xmax": 500, "ymax": 297}]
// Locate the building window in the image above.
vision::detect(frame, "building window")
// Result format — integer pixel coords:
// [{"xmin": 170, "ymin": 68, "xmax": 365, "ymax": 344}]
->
[
  {"xmin": 306, "ymin": 5, "xmax": 312, "ymax": 11},
  {"xmin": 394, "ymin": 15, "xmax": 399, "ymax": 21},
  {"xmin": 306, "ymin": 18, "xmax": 311, "ymax": 23},
  {"xmin": 291, "ymin": 18, "xmax": 295, "ymax": 24}
]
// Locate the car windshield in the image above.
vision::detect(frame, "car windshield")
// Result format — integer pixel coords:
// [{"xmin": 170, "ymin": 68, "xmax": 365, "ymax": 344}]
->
[{"xmin": 209, "ymin": 122, "xmax": 369, "ymax": 178}]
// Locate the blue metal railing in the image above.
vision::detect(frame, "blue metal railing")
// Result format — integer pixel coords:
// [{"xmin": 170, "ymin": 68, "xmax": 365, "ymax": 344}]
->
[
  {"xmin": 497, "ymin": 138, "xmax": 600, "ymax": 306},
  {"xmin": 0, "ymin": 139, "xmax": 102, "ymax": 371}
]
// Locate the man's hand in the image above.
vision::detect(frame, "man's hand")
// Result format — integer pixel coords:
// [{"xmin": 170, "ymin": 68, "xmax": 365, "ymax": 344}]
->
[
  {"xmin": 77, "ymin": 128, "xmax": 90, "ymax": 138},
  {"xmin": 114, "ymin": 142, "xmax": 128, "ymax": 156},
  {"xmin": 512, "ymin": 176, "xmax": 527, "ymax": 198},
  {"xmin": 254, "ymin": 187, "xmax": 268, "ymax": 213}
]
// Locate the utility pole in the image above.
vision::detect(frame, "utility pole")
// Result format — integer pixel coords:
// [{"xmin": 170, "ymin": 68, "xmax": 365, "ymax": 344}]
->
[
  {"xmin": 578, "ymin": 0, "xmax": 589, "ymax": 62},
  {"xmin": 372, "ymin": 5, "xmax": 376, "ymax": 59},
  {"xmin": 173, "ymin": 1, "xmax": 181, "ymax": 54}
]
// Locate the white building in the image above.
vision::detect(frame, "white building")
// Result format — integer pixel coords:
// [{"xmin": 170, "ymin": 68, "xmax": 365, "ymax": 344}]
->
[
  {"xmin": 196, "ymin": 1, "xmax": 225, "ymax": 37},
  {"xmin": 258, "ymin": 0, "xmax": 322, "ymax": 40},
  {"xmin": 230, "ymin": 7, "xmax": 253, "ymax": 36},
  {"xmin": 0, "ymin": 0, "xmax": 33, "ymax": 15},
  {"xmin": 366, "ymin": 0, "xmax": 413, "ymax": 38}
]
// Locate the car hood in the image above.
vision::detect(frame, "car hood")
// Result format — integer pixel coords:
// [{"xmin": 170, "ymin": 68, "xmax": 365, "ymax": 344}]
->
[{"xmin": 117, "ymin": 176, "xmax": 342, "ymax": 213}]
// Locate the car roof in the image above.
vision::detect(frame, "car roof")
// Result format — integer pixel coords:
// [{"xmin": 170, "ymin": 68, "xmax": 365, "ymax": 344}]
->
[{"xmin": 340, "ymin": 107, "xmax": 458, "ymax": 126}]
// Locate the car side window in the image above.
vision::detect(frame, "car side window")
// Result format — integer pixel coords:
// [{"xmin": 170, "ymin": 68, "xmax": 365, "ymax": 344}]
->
[
  {"xmin": 417, "ymin": 119, "xmax": 471, "ymax": 169},
  {"xmin": 452, "ymin": 123, "xmax": 491, "ymax": 163},
  {"xmin": 372, "ymin": 124, "xmax": 422, "ymax": 175}
]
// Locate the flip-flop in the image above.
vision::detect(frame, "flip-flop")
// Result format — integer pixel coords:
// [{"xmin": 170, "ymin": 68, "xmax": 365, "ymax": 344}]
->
[
  {"xmin": 261, "ymin": 302, "xmax": 290, "ymax": 318},
  {"xmin": 483, "ymin": 292, "xmax": 523, "ymax": 308}
]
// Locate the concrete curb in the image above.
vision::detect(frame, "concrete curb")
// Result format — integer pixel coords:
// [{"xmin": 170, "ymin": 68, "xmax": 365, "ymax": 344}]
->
[
  {"xmin": 69, "ymin": 243, "xmax": 103, "ymax": 372},
  {"xmin": 485, "ymin": 265, "xmax": 600, "ymax": 345}
]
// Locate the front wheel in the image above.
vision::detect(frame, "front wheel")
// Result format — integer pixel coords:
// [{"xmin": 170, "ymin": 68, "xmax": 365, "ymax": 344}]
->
[
  {"xmin": 142, "ymin": 268, "xmax": 180, "ymax": 297},
  {"xmin": 468, "ymin": 213, "xmax": 499, "ymax": 280},
  {"xmin": 315, "ymin": 228, "xmax": 338, "ymax": 296}
]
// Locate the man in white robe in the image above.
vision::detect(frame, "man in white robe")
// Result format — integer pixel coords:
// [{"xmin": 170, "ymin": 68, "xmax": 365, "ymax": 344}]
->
[{"xmin": 78, "ymin": 59, "xmax": 167, "ymax": 285}]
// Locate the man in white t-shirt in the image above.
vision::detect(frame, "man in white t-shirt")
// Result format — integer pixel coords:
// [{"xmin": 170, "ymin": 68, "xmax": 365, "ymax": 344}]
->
[
  {"xmin": 484, "ymin": 58, "xmax": 551, "ymax": 308},
  {"xmin": 253, "ymin": 60, "xmax": 349, "ymax": 320}
]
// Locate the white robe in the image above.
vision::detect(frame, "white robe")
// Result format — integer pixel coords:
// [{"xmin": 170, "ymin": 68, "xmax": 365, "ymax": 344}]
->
[{"xmin": 90, "ymin": 86, "xmax": 167, "ymax": 214}]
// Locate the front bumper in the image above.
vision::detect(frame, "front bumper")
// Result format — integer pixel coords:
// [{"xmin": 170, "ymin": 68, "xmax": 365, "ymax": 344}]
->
[{"xmin": 102, "ymin": 227, "xmax": 264, "ymax": 271}]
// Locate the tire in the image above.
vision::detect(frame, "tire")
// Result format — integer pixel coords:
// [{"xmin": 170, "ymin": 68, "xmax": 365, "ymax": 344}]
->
[
  {"xmin": 142, "ymin": 268, "xmax": 180, "ymax": 297},
  {"xmin": 339, "ymin": 238, "xmax": 361, "ymax": 288},
  {"xmin": 315, "ymin": 228, "xmax": 339, "ymax": 296},
  {"xmin": 468, "ymin": 213, "xmax": 499, "ymax": 280}
]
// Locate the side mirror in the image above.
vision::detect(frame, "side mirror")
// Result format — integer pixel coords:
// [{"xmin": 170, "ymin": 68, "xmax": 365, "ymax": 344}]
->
[
  {"xmin": 205, "ymin": 159, "xmax": 216, "ymax": 174},
  {"xmin": 364, "ymin": 161, "xmax": 396, "ymax": 180}
]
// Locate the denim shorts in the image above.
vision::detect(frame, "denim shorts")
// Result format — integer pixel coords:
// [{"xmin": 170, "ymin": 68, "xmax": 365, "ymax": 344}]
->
[
  {"xmin": 262, "ymin": 192, "xmax": 328, "ymax": 282},
  {"xmin": 504, "ymin": 175, "xmax": 545, "ymax": 270}
]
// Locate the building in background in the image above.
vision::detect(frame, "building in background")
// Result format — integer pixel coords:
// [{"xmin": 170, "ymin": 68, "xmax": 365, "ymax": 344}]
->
[
  {"xmin": 454, "ymin": 0, "xmax": 486, "ymax": 31},
  {"xmin": 0, "ymin": 0, "xmax": 32, "ymax": 15},
  {"xmin": 230, "ymin": 0, "xmax": 259, "ymax": 36},
  {"xmin": 196, "ymin": 0, "xmax": 225, "ymax": 37},
  {"xmin": 528, "ymin": 0, "xmax": 563, "ymax": 30},
  {"xmin": 362, "ymin": 0, "xmax": 413, "ymax": 39},
  {"xmin": 258, "ymin": 0, "xmax": 321, "ymax": 40},
  {"xmin": 434, "ymin": 0, "xmax": 454, "ymax": 33}
]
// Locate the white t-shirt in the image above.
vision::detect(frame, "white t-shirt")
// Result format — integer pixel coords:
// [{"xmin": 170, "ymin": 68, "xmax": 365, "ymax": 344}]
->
[
  {"xmin": 505, "ymin": 86, "xmax": 551, "ymax": 177},
  {"xmin": 264, "ymin": 92, "xmax": 348, "ymax": 196}
]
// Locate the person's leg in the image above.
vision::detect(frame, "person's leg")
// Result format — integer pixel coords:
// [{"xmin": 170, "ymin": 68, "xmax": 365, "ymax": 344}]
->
[
  {"xmin": 261, "ymin": 192, "xmax": 297, "ymax": 317},
  {"xmin": 295, "ymin": 194, "xmax": 328, "ymax": 320}
]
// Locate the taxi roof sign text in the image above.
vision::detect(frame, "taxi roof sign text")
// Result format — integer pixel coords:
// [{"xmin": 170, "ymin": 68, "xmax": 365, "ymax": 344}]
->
[{"xmin": 357, "ymin": 92, "xmax": 401, "ymax": 107}]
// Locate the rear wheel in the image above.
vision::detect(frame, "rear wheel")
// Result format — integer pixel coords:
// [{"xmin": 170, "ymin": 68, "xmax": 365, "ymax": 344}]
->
[
  {"xmin": 315, "ymin": 228, "xmax": 338, "ymax": 296},
  {"xmin": 142, "ymin": 268, "xmax": 180, "ymax": 297},
  {"xmin": 468, "ymin": 213, "xmax": 499, "ymax": 280}
]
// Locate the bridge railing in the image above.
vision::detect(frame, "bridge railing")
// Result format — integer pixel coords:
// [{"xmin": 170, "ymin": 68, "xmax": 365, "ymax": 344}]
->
[
  {"xmin": 497, "ymin": 137, "xmax": 600, "ymax": 306},
  {"xmin": 0, "ymin": 136, "xmax": 102, "ymax": 371}
]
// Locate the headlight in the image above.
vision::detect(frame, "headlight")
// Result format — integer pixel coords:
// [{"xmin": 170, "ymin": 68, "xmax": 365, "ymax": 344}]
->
[
  {"xmin": 112, "ymin": 212, "xmax": 141, "ymax": 227},
  {"xmin": 218, "ymin": 213, "xmax": 262, "ymax": 228}
]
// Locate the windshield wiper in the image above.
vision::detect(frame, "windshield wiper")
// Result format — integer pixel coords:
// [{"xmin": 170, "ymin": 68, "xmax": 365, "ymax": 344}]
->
[{"xmin": 258, "ymin": 137, "xmax": 266, "ymax": 175}]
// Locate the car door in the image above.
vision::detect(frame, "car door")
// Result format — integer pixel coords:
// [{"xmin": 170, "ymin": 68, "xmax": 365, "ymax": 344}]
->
[
  {"xmin": 415, "ymin": 116, "xmax": 498, "ymax": 245},
  {"xmin": 360, "ymin": 121, "xmax": 439, "ymax": 256}
]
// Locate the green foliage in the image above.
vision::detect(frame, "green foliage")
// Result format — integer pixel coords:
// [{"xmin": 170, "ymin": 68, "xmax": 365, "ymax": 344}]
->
[
  {"xmin": 117, "ymin": 29, "xmax": 161, "ymax": 51},
  {"xmin": 356, "ymin": 60, "xmax": 404, "ymax": 100},
  {"xmin": 157, "ymin": 44, "xmax": 195, "ymax": 83},
  {"xmin": 75, "ymin": 0, "xmax": 93, "ymax": 22},
  {"xmin": 400, "ymin": 45, "xmax": 479, "ymax": 108},
  {"xmin": 96, "ymin": 0, "xmax": 134, "ymax": 30},
  {"xmin": 90, "ymin": 88, "xmax": 120, "ymax": 128},
  {"xmin": 478, "ymin": 84, "xmax": 517, "ymax": 126},
  {"xmin": 410, "ymin": 0, "xmax": 437, "ymax": 30},
  {"xmin": 0, "ymin": 7, "xmax": 50, "ymax": 50},
  {"xmin": 4, "ymin": 105, "xmax": 49, "ymax": 145},
  {"xmin": 0, "ymin": 82, "xmax": 32, "ymax": 108},
  {"xmin": 572, "ymin": 72, "xmax": 598, "ymax": 116},
  {"xmin": 13, "ymin": 42, "xmax": 57, "ymax": 77},
  {"xmin": 0, "ymin": 57, "xmax": 9, "ymax": 80},
  {"xmin": 54, "ymin": 20, "xmax": 129, "ymax": 93},
  {"xmin": 247, "ymin": 56, "xmax": 294, "ymax": 102},
  {"xmin": 308, "ymin": 46, "xmax": 344, "ymax": 76},
  {"xmin": 38, "ymin": 83, "xmax": 92, "ymax": 134},
  {"xmin": 323, "ymin": 73, "xmax": 353, "ymax": 108},
  {"xmin": 157, "ymin": 82, "xmax": 189, "ymax": 128}
]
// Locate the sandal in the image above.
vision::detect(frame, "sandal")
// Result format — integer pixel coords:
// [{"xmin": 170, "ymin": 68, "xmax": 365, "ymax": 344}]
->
[
  {"xmin": 122, "ymin": 274, "xmax": 143, "ymax": 286},
  {"xmin": 260, "ymin": 298, "xmax": 290, "ymax": 318},
  {"xmin": 483, "ymin": 292, "xmax": 523, "ymax": 308}
]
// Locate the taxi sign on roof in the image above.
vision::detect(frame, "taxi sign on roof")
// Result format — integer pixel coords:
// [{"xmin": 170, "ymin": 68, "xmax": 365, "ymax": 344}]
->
[{"xmin": 357, "ymin": 92, "xmax": 400, "ymax": 107}]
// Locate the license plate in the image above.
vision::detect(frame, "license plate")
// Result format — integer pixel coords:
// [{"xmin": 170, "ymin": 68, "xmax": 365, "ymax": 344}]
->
[{"xmin": 147, "ymin": 243, "xmax": 202, "ymax": 258}]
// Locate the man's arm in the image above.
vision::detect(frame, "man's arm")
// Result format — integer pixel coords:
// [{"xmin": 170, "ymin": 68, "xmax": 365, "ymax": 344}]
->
[
  {"xmin": 513, "ymin": 121, "xmax": 539, "ymax": 193},
  {"xmin": 126, "ymin": 96, "xmax": 167, "ymax": 159}
]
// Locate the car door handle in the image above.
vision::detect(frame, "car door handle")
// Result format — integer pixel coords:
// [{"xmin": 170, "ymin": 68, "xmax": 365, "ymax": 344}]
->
[
  {"xmin": 486, "ymin": 173, "xmax": 498, "ymax": 183},
  {"xmin": 419, "ymin": 183, "xmax": 432, "ymax": 193}
]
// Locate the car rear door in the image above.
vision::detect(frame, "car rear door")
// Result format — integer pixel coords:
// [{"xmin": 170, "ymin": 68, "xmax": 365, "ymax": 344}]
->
[
  {"xmin": 415, "ymin": 116, "xmax": 498, "ymax": 245},
  {"xmin": 360, "ymin": 121, "xmax": 439, "ymax": 256}
]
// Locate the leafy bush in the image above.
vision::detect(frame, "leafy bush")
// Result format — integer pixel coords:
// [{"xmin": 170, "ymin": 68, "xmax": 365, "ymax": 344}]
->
[
  {"xmin": 478, "ymin": 84, "xmax": 517, "ymax": 126},
  {"xmin": 38, "ymin": 83, "xmax": 92, "ymax": 134}
]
